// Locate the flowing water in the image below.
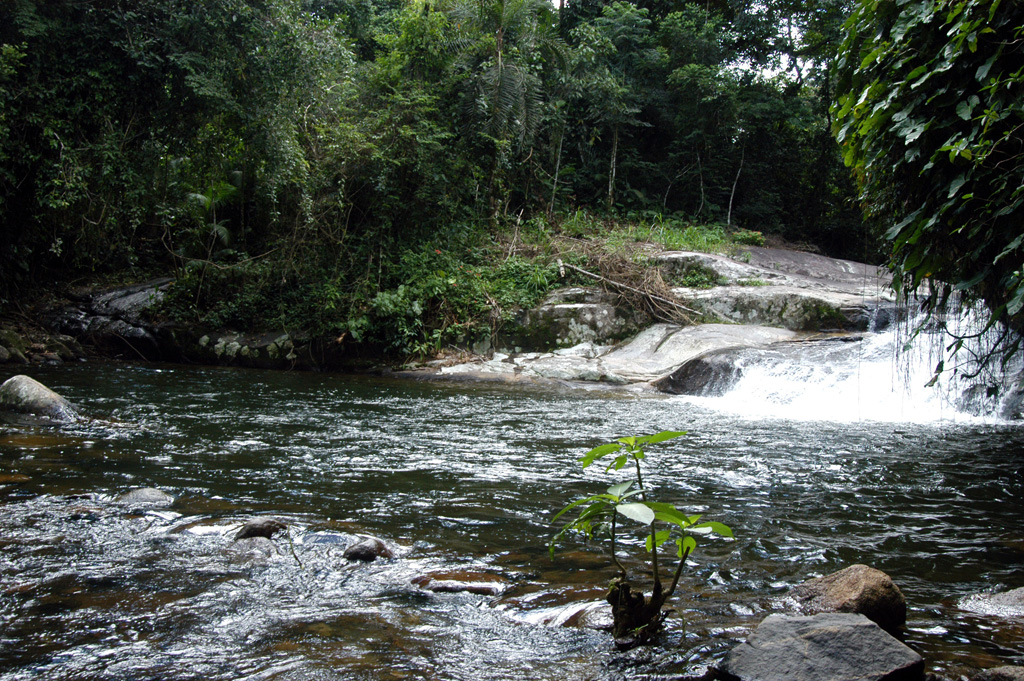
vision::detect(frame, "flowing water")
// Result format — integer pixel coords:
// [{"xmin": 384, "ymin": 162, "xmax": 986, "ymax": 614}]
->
[{"xmin": 1, "ymin": 336, "xmax": 1023, "ymax": 679}]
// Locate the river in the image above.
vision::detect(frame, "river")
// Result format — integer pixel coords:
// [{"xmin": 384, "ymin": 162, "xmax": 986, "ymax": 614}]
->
[{"xmin": 1, "ymin": 356, "xmax": 1023, "ymax": 679}]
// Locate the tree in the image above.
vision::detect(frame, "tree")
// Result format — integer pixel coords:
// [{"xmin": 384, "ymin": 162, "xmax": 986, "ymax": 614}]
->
[{"xmin": 834, "ymin": 0, "xmax": 1024, "ymax": 348}]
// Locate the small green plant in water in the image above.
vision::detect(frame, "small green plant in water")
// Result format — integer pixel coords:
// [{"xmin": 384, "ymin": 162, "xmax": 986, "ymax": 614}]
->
[{"xmin": 551, "ymin": 431, "xmax": 732, "ymax": 648}]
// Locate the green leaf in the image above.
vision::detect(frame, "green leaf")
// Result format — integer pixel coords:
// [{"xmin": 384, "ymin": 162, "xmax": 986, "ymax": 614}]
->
[
  {"xmin": 552, "ymin": 495, "xmax": 615, "ymax": 522},
  {"xmin": 692, "ymin": 521, "xmax": 733, "ymax": 538},
  {"xmin": 616, "ymin": 502, "xmax": 656, "ymax": 525},
  {"xmin": 948, "ymin": 175, "xmax": 966, "ymax": 198},
  {"xmin": 580, "ymin": 442, "xmax": 620, "ymax": 467},
  {"xmin": 677, "ymin": 535, "xmax": 697, "ymax": 558},
  {"xmin": 646, "ymin": 529, "xmax": 671, "ymax": 551},
  {"xmin": 607, "ymin": 481, "xmax": 632, "ymax": 498},
  {"xmin": 641, "ymin": 430, "xmax": 687, "ymax": 445},
  {"xmin": 606, "ymin": 453, "xmax": 628, "ymax": 471}
]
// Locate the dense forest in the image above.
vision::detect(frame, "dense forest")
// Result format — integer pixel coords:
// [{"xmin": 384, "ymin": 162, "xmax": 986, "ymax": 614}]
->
[{"xmin": 1, "ymin": 0, "xmax": 1020, "ymax": 357}]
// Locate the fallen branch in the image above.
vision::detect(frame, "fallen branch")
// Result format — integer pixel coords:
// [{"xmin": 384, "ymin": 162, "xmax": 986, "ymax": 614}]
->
[{"xmin": 557, "ymin": 259, "xmax": 704, "ymax": 324}]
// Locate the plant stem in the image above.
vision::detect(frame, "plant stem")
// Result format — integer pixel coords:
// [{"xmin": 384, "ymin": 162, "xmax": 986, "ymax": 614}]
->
[
  {"xmin": 610, "ymin": 511, "xmax": 627, "ymax": 576},
  {"xmin": 666, "ymin": 546, "xmax": 692, "ymax": 601}
]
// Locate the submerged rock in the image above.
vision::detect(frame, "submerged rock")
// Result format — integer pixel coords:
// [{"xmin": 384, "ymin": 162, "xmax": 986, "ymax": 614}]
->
[
  {"xmin": 412, "ymin": 572, "xmax": 507, "ymax": 596},
  {"xmin": 784, "ymin": 564, "xmax": 907, "ymax": 633},
  {"xmin": 959, "ymin": 586, "xmax": 1024, "ymax": 618},
  {"xmin": 343, "ymin": 536, "xmax": 394, "ymax": 562},
  {"xmin": 718, "ymin": 613, "xmax": 924, "ymax": 681},
  {"xmin": 522, "ymin": 600, "xmax": 613, "ymax": 630},
  {"xmin": 973, "ymin": 667, "xmax": 1024, "ymax": 681},
  {"xmin": 235, "ymin": 517, "xmax": 288, "ymax": 540},
  {"xmin": 116, "ymin": 488, "xmax": 175, "ymax": 507},
  {"xmin": 224, "ymin": 537, "xmax": 281, "ymax": 564},
  {"xmin": 0, "ymin": 375, "xmax": 79, "ymax": 421}
]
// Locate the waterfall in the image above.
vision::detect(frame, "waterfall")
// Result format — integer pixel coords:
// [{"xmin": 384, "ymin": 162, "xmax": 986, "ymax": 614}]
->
[{"xmin": 672, "ymin": 306, "xmax": 1024, "ymax": 424}]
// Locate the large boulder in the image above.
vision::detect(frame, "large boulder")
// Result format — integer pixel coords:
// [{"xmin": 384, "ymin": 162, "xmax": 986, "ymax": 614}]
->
[
  {"xmin": 652, "ymin": 348, "xmax": 744, "ymax": 395},
  {"xmin": 504, "ymin": 287, "xmax": 649, "ymax": 351},
  {"xmin": 784, "ymin": 564, "xmax": 907, "ymax": 632},
  {"xmin": 718, "ymin": 613, "xmax": 924, "ymax": 681},
  {"xmin": 0, "ymin": 375, "xmax": 79, "ymax": 421}
]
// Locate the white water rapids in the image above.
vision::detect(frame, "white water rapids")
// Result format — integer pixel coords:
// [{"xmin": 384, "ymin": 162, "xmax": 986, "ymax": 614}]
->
[{"xmin": 676, "ymin": 308, "xmax": 1024, "ymax": 425}]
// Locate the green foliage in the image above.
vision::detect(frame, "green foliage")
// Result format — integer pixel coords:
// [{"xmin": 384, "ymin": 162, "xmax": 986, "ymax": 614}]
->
[
  {"xmin": 669, "ymin": 262, "xmax": 725, "ymax": 289},
  {"xmin": 732, "ymin": 229, "xmax": 765, "ymax": 247},
  {"xmin": 834, "ymin": 0, "xmax": 1024, "ymax": 344},
  {"xmin": 0, "ymin": 0, "xmax": 874, "ymax": 331},
  {"xmin": 551, "ymin": 431, "xmax": 732, "ymax": 644}
]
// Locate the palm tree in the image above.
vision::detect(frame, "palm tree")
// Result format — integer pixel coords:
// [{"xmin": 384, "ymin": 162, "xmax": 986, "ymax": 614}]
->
[{"xmin": 443, "ymin": 0, "xmax": 565, "ymax": 212}]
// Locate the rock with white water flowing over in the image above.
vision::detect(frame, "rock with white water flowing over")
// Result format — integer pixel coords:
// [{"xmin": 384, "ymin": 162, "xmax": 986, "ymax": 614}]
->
[
  {"xmin": 784, "ymin": 564, "xmax": 907, "ymax": 633},
  {"xmin": 0, "ymin": 375, "xmax": 78, "ymax": 421},
  {"xmin": 718, "ymin": 613, "xmax": 924, "ymax": 681},
  {"xmin": 343, "ymin": 536, "xmax": 394, "ymax": 562}
]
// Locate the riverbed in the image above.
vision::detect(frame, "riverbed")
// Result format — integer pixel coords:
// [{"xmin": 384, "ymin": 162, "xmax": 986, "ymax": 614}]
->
[{"xmin": 1, "ymin": 361, "xmax": 1023, "ymax": 679}]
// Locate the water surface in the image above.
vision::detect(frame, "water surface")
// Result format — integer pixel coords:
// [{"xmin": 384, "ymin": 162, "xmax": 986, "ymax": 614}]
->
[{"xmin": 1, "ymin": 362, "xmax": 1023, "ymax": 679}]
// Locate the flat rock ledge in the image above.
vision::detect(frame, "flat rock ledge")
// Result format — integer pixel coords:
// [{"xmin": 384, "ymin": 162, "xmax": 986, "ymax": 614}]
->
[
  {"xmin": 434, "ymin": 323, "xmax": 799, "ymax": 386},
  {"xmin": 717, "ymin": 613, "xmax": 924, "ymax": 681}
]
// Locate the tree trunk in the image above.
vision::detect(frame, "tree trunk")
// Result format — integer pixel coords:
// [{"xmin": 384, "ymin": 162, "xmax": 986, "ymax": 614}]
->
[
  {"xmin": 727, "ymin": 146, "xmax": 744, "ymax": 228},
  {"xmin": 548, "ymin": 126, "xmax": 564, "ymax": 218},
  {"xmin": 607, "ymin": 124, "xmax": 619, "ymax": 211},
  {"xmin": 606, "ymin": 577, "xmax": 666, "ymax": 649}
]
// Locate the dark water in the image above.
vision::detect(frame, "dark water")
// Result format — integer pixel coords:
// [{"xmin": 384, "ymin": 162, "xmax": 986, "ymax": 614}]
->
[{"xmin": 1, "ymin": 362, "xmax": 1023, "ymax": 679}]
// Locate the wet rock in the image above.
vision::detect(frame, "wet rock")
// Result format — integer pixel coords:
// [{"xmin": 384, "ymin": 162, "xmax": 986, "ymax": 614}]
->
[
  {"xmin": 525, "ymin": 600, "xmax": 613, "ymax": 630},
  {"xmin": 439, "ymin": 323, "xmax": 798, "ymax": 385},
  {"xmin": 115, "ymin": 487, "xmax": 175, "ymax": 507},
  {"xmin": 652, "ymin": 348, "xmax": 744, "ymax": 395},
  {"xmin": 657, "ymin": 249, "xmax": 895, "ymax": 332},
  {"xmin": 0, "ymin": 345, "xmax": 9, "ymax": 363},
  {"xmin": 0, "ymin": 329, "xmax": 29, "ymax": 361},
  {"xmin": 784, "ymin": 564, "xmax": 907, "ymax": 632},
  {"xmin": 0, "ymin": 375, "xmax": 79, "ymax": 421},
  {"xmin": 973, "ymin": 666, "xmax": 1024, "ymax": 681},
  {"xmin": 718, "ymin": 613, "xmax": 924, "ymax": 681},
  {"xmin": 235, "ymin": 518, "xmax": 288, "ymax": 540},
  {"xmin": 506, "ymin": 287, "xmax": 650, "ymax": 351},
  {"xmin": 343, "ymin": 536, "xmax": 394, "ymax": 562},
  {"xmin": 412, "ymin": 572, "xmax": 507, "ymax": 596},
  {"xmin": 959, "ymin": 586, "xmax": 1024, "ymax": 618},
  {"xmin": 225, "ymin": 537, "xmax": 280, "ymax": 563}
]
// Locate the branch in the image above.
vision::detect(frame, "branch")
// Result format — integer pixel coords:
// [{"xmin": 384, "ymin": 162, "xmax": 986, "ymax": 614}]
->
[{"xmin": 557, "ymin": 259, "xmax": 703, "ymax": 321}]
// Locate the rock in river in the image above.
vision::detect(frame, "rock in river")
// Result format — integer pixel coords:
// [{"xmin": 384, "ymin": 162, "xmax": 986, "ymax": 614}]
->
[
  {"xmin": 343, "ymin": 536, "xmax": 394, "ymax": 562},
  {"xmin": 718, "ymin": 613, "xmax": 924, "ymax": 681},
  {"xmin": 116, "ymin": 488, "xmax": 175, "ymax": 507},
  {"xmin": 0, "ymin": 375, "xmax": 79, "ymax": 421},
  {"xmin": 973, "ymin": 667, "xmax": 1024, "ymax": 681},
  {"xmin": 235, "ymin": 517, "xmax": 288, "ymax": 540},
  {"xmin": 959, "ymin": 585, "xmax": 1024, "ymax": 618},
  {"xmin": 784, "ymin": 563, "xmax": 907, "ymax": 633}
]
